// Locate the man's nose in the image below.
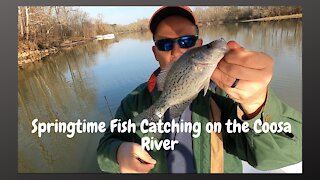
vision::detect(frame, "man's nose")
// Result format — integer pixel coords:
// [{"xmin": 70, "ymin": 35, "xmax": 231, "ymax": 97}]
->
[{"xmin": 170, "ymin": 42, "xmax": 184, "ymax": 59}]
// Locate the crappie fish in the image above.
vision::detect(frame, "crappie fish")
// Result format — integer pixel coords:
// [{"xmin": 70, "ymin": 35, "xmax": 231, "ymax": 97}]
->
[{"xmin": 133, "ymin": 38, "xmax": 229, "ymax": 139}]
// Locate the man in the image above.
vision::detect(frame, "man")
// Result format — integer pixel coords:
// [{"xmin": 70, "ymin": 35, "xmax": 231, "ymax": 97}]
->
[{"xmin": 97, "ymin": 6, "xmax": 302, "ymax": 173}]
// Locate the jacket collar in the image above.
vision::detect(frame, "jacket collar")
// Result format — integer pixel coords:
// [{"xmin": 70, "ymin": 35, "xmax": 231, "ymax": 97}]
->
[{"xmin": 147, "ymin": 67, "xmax": 161, "ymax": 94}]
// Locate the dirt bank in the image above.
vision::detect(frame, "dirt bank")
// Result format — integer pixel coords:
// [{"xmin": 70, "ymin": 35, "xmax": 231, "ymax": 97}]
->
[
  {"xmin": 18, "ymin": 48, "xmax": 59, "ymax": 67},
  {"xmin": 18, "ymin": 38, "xmax": 94, "ymax": 68}
]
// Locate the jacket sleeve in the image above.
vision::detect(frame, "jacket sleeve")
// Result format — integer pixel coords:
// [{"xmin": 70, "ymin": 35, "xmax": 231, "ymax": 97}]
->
[
  {"xmin": 214, "ymin": 88, "xmax": 302, "ymax": 171},
  {"xmin": 96, "ymin": 84, "xmax": 148, "ymax": 173}
]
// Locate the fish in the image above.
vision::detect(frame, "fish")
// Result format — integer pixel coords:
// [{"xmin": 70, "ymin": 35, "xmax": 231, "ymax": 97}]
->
[{"xmin": 133, "ymin": 38, "xmax": 229, "ymax": 139}]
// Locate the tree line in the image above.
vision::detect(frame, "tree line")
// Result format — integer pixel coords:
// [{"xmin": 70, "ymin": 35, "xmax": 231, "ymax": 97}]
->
[
  {"xmin": 193, "ymin": 6, "xmax": 302, "ymax": 25},
  {"xmin": 18, "ymin": 6, "xmax": 302, "ymax": 52}
]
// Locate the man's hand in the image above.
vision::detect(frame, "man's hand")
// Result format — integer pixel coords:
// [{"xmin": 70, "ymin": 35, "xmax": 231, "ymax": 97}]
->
[
  {"xmin": 117, "ymin": 142, "xmax": 156, "ymax": 173},
  {"xmin": 211, "ymin": 41, "xmax": 274, "ymax": 117}
]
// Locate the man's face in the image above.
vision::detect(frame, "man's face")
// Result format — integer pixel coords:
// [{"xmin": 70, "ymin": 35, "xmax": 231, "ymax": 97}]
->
[{"xmin": 152, "ymin": 16, "xmax": 203, "ymax": 70}]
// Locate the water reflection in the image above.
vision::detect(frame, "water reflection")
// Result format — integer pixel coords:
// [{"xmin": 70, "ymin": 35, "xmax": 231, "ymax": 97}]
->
[
  {"xmin": 18, "ymin": 41, "xmax": 116, "ymax": 172},
  {"xmin": 18, "ymin": 20, "xmax": 302, "ymax": 172},
  {"xmin": 201, "ymin": 20, "xmax": 302, "ymax": 56}
]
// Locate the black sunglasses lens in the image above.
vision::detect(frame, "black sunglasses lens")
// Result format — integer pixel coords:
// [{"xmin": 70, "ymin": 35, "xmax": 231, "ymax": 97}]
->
[
  {"xmin": 155, "ymin": 36, "xmax": 197, "ymax": 51},
  {"xmin": 178, "ymin": 36, "xmax": 197, "ymax": 48},
  {"xmin": 156, "ymin": 39, "xmax": 174, "ymax": 51}
]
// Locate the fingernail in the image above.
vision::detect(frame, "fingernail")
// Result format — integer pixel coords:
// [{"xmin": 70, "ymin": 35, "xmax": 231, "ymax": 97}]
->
[{"xmin": 151, "ymin": 159, "xmax": 157, "ymax": 164}]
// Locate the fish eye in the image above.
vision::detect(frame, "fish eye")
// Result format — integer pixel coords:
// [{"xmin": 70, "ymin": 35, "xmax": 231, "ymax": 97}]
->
[{"xmin": 191, "ymin": 51, "xmax": 205, "ymax": 60}]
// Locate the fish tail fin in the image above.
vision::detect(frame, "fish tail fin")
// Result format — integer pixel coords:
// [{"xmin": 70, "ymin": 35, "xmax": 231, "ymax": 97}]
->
[
  {"xmin": 132, "ymin": 102, "xmax": 167, "ymax": 140},
  {"xmin": 132, "ymin": 104, "xmax": 155, "ymax": 124}
]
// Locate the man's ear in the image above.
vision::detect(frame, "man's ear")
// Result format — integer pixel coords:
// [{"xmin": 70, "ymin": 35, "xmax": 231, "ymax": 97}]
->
[{"xmin": 152, "ymin": 46, "xmax": 159, "ymax": 61}]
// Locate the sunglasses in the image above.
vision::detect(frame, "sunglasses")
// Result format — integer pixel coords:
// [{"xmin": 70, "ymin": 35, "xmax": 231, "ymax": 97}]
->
[{"xmin": 154, "ymin": 35, "xmax": 198, "ymax": 51}]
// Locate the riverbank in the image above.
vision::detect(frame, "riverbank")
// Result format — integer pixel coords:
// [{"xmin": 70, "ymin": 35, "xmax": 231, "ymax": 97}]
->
[
  {"xmin": 18, "ymin": 48, "xmax": 59, "ymax": 67},
  {"xmin": 18, "ymin": 38, "xmax": 94, "ymax": 68},
  {"xmin": 195, "ymin": 13, "xmax": 302, "ymax": 27},
  {"xmin": 239, "ymin": 14, "xmax": 302, "ymax": 23},
  {"xmin": 18, "ymin": 13, "xmax": 302, "ymax": 68}
]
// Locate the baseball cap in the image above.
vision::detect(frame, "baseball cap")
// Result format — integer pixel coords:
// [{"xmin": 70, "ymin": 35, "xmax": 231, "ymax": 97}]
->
[{"xmin": 149, "ymin": 6, "xmax": 197, "ymax": 34}]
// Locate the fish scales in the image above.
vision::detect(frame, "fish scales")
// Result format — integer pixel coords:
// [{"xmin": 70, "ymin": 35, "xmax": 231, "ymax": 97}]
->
[{"xmin": 133, "ymin": 38, "xmax": 229, "ymax": 139}]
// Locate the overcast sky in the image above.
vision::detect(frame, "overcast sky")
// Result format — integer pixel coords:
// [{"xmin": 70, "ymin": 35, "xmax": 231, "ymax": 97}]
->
[{"xmin": 79, "ymin": 6, "xmax": 203, "ymax": 25}]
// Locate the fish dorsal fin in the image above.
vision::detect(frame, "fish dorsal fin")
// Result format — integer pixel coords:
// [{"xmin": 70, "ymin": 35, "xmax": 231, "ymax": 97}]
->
[
  {"xmin": 203, "ymin": 77, "xmax": 212, "ymax": 96},
  {"xmin": 170, "ymin": 100, "xmax": 192, "ymax": 118},
  {"xmin": 157, "ymin": 62, "xmax": 174, "ymax": 91},
  {"xmin": 209, "ymin": 80, "xmax": 217, "ymax": 92}
]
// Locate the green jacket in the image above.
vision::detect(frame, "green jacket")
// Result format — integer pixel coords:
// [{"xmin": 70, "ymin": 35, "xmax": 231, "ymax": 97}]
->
[{"xmin": 97, "ymin": 83, "xmax": 302, "ymax": 173}]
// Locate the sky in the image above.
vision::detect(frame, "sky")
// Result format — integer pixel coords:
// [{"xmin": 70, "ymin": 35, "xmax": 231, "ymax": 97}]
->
[{"xmin": 79, "ymin": 6, "xmax": 202, "ymax": 25}]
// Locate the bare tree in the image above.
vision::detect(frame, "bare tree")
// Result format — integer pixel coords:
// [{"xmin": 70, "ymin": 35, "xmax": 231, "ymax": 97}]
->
[
  {"xmin": 25, "ymin": 6, "xmax": 29, "ymax": 41},
  {"xmin": 18, "ymin": 7, "xmax": 24, "ymax": 38}
]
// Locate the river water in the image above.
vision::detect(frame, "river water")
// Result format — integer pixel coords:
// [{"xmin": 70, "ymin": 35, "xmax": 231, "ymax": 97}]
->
[{"xmin": 18, "ymin": 20, "xmax": 302, "ymax": 173}]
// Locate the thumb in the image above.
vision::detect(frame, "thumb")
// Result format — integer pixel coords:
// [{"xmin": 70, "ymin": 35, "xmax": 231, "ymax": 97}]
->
[
  {"xmin": 135, "ymin": 146, "xmax": 157, "ymax": 164},
  {"xmin": 227, "ymin": 40, "xmax": 243, "ymax": 50}
]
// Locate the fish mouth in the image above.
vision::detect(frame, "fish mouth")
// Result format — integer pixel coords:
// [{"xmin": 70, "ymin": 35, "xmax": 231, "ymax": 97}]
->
[
  {"xmin": 205, "ymin": 38, "xmax": 227, "ymax": 50},
  {"xmin": 220, "ymin": 46, "xmax": 229, "ymax": 53}
]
